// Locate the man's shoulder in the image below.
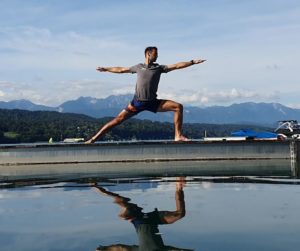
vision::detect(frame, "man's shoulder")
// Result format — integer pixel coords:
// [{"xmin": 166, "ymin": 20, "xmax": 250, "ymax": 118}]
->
[
  {"xmin": 149, "ymin": 63, "xmax": 166, "ymax": 70},
  {"xmin": 152, "ymin": 63, "xmax": 163, "ymax": 67},
  {"xmin": 157, "ymin": 63, "xmax": 169, "ymax": 73},
  {"xmin": 134, "ymin": 63, "xmax": 144, "ymax": 67},
  {"xmin": 129, "ymin": 63, "xmax": 144, "ymax": 73},
  {"xmin": 130, "ymin": 63, "xmax": 144, "ymax": 69}
]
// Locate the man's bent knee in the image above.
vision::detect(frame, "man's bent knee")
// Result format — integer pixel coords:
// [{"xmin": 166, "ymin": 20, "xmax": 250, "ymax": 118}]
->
[
  {"xmin": 157, "ymin": 100, "xmax": 183, "ymax": 113},
  {"xmin": 175, "ymin": 103, "xmax": 183, "ymax": 112}
]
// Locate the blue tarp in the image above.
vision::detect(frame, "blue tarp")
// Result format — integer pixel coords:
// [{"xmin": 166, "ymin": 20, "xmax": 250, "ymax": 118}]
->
[{"xmin": 231, "ymin": 129, "xmax": 277, "ymax": 139}]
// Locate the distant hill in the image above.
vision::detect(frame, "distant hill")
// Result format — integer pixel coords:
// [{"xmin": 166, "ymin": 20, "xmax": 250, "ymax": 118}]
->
[
  {"xmin": 57, "ymin": 95, "xmax": 131, "ymax": 117},
  {"xmin": 182, "ymin": 102, "xmax": 300, "ymax": 126},
  {"xmin": 1, "ymin": 95, "xmax": 300, "ymax": 126},
  {"xmin": 0, "ymin": 99, "xmax": 55, "ymax": 111}
]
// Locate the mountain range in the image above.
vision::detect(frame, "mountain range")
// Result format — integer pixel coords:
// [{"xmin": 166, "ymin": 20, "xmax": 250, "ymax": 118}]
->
[{"xmin": 1, "ymin": 94, "xmax": 300, "ymax": 126}]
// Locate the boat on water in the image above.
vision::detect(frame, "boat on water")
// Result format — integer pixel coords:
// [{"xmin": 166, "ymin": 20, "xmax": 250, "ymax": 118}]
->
[
  {"xmin": 203, "ymin": 129, "xmax": 279, "ymax": 142},
  {"xmin": 231, "ymin": 129, "xmax": 278, "ymax": 140},
  {"xmin": 204, "ymin": 120, "xmax": 300, "ymax": 142},
  {"xmin": 275, "ymin": 120, "xmax": 300, "ymax": 138}
]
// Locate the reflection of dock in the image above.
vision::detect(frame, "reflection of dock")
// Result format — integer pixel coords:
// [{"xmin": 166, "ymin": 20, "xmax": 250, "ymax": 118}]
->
[{"xmin": 0, "ymin": 140, "xmax": 299, "ymax": 180}]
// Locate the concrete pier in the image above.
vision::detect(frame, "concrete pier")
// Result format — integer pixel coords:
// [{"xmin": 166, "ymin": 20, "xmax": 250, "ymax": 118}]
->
[{"xmin": 0, "ymin": 140, "xmax": 299, "ymax": 181}]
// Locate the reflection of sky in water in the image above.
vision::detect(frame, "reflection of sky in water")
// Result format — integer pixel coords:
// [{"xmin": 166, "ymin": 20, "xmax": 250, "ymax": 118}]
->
[{"xmin": 1, "ymin": 179, "xmax": 300, "ymax": 251}]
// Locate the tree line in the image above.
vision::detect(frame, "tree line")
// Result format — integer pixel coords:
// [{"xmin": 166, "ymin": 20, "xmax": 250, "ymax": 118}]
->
[{"xmin": 0, "ymin": 109, "xmax": 273, "ymax": 143}]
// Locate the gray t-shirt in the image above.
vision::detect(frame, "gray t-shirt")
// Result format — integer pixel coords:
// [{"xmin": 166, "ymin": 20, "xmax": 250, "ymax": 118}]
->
[{"xmin": 130, "ymin": 63, "xmax": 169, "ymax": 101}]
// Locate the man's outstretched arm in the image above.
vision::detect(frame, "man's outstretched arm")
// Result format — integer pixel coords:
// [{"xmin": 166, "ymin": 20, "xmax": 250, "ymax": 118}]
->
[
  {"xmin": 96, "ymin": 66, "xmax": 131, "ymax": 73},
  {"xmin": 166, "ymin": 59, "xmax": 206, "ymax": 72}
]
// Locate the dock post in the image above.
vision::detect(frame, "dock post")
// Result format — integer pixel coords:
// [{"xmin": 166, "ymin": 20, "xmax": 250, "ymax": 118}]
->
[
  {"xmin": 297, "ymin": 140, "xmax": 300, "ymax": 178},
  {"xmin": 290, "ymin": 140, "xmax": 300, "ymax": 178}
]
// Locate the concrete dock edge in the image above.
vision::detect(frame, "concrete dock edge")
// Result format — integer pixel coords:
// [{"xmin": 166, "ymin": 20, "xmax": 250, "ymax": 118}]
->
[{"xmin": 0, "ymin": 140, "xmax": 299, "ymax": 180}]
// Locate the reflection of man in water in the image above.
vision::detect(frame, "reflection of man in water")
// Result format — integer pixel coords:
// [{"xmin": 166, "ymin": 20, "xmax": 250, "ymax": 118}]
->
[{"xmin": 93, "ymin": 178, "xmax": 192, "ymax": 251}]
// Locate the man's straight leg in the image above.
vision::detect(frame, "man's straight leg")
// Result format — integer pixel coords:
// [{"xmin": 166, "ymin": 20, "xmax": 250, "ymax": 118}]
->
[
  {"xmin": 157, "ymin": 100, "xmax": 190, "ymax": 141},
  {"xmin": 85, "ymin": 109, "xmax": 135, "ymax": 144}
]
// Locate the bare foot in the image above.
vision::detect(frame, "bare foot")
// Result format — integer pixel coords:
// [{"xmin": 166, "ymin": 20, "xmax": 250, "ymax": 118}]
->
[
  {"xmin": 175, "ymin": 135, "xmax": 191, "ymax": 142},
  {"xmin": 85, "ymin": 138, "xmax": 96, "ymax": 144}
]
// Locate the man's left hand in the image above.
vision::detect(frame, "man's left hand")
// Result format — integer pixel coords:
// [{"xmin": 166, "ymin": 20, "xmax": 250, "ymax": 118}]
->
[{"xmin": 193, "ymin": 59, "xmax": 206, "ymax": 64}]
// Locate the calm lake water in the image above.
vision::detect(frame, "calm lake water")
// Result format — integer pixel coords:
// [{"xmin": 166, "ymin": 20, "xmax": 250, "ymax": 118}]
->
[{"xmin": 1, "ymin": 176, "xmax": 300, "ymax": 251}]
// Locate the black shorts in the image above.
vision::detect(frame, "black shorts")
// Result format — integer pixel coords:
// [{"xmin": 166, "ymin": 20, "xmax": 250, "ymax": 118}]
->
[{"xmin": 125, "ymin": 97, "xmax": 163, "ymax": 114}]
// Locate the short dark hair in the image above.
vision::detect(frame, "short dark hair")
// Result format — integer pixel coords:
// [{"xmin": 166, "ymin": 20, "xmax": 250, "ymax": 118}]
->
[{"xmin": 144, "ymin": 46, "xmax": 157, "ymax": 57}]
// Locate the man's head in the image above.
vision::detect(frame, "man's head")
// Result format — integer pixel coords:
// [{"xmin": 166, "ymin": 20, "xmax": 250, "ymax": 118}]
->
[{"xmin": 144, "ymin": 46, "xmax": 158, "ymax": 63}]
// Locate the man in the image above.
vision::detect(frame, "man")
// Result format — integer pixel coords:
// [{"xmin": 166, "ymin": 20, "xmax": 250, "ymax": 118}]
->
[{"xmin": 86, "ymin": 47, "xmax": 206, "ymax": 144}]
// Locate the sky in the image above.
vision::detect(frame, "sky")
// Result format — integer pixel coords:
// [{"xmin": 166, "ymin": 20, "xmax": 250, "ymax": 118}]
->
[{"xmin": 0, "ymin": 0, "xmax": 299, "ymax": 108}]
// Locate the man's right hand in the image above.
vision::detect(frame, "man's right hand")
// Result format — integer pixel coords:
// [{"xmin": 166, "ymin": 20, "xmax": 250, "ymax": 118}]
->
[{"xmin": 193, "ymin": 59, "xmax": 206, "ymax": 64}]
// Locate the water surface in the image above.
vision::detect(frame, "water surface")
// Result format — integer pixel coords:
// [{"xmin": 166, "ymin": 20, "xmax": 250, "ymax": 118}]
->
[{"xmin": 1, "ymin": 176, "xmax": 300, "ymax": 251}]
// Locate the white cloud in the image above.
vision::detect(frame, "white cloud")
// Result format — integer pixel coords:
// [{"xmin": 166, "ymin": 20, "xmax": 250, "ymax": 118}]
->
[
  {"xmin": 0, "ymin": 80, "xmax": 43, "ymax": 101},
  {"xmin": 0, "ymin": 78, "xmax": 286, "ymax": 108},
  {"xmin": 0, "ymin": 81, "xmax": 16, "ymax": 88},
  {"xmin": 53, "ymin": 79, "xmax": 133, "ymax": 103},
  {"xmin": 0, "ymin": 78, "xmax": 133, "ymax": 106},
  {"xmin": 158, "ymin": 88, "xmax": 280, "ymax": 106},
  {"xmin": 112, "ymin": 86, "xmax": 134, "ymax": 96},
  {"xmin": 287, "ymin": 103, "xmax": 300, "ymax": 109}
]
